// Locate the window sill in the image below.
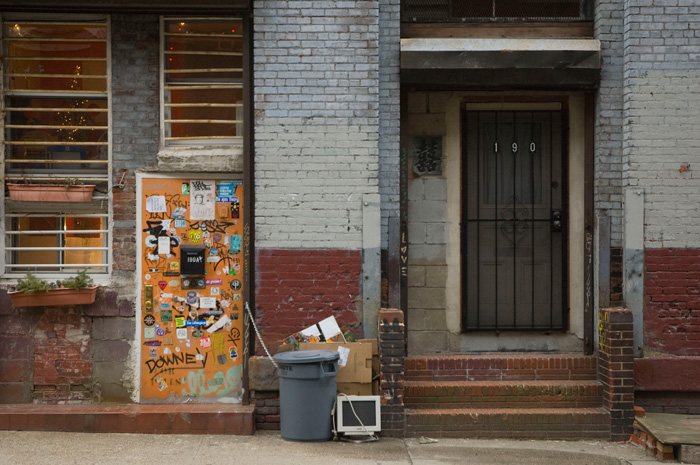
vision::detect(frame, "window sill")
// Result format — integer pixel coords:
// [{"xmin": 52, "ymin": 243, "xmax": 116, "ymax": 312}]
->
[
  {"xmin": 157, "ymin": 145, "xmax": 244, "ymax": 173},
  {"xmin": 4, "ymin": 196, "xmax": 109, "ymax": 213},
  {"xmin": 0, "ymin": 276, "xmax": 111, "ymax": 287}
]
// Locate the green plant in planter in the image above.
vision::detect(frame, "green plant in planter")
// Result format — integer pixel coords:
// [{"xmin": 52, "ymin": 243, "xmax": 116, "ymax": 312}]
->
[
  {"xmin": 61, "ymin": 269, "xmax": 94, "ymax": 290},
  {"xmin": 64, "ymin": 178, "xmax": 84, "ymax": 187},
  {"xmin": 15, "ymin": 269, "xmax": 94, "ymax": 294},
  {"xmin": 15, "ymin": 272, "xmax": 56, "ymax": 294}
]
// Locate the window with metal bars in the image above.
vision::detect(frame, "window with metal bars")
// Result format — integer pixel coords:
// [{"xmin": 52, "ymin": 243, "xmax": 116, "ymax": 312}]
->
[
  {"xmin": 162, "ymin": 17, "xmax": 244, "ymax": 146},
  {"xmin": 1, "ymin": 17, "xmax": 110, "ymax": 276},
  {"xmin": 401, "ymin": 0, "xmax": 592, "ymax": 22}
]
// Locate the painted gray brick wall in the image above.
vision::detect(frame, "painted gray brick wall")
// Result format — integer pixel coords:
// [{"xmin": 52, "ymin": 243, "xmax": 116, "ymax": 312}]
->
[
  {"xmin": 111, "ymin": 15, "xmax": 159, "ymax": 179},
  {"xmin": 94, "ymin": 14, "xmax": 161, "ymax": 401},
  {"xmin": 622, "ymin": 0, "xmax": 700, "ymax": 248},
  {"xmin": 111, "ymin": 14, "xmax": 160, "ymax": 279},
  {"xmin": 379, "ymin": 0, "xmax": 401, "ymax": 249},
  {"xmin": 253, "ymin": 1, "xmax": 381, "ymax": 249},
  {"xmin": 595, "ymin": 0, "xmax": 625, "ymax": 246}
]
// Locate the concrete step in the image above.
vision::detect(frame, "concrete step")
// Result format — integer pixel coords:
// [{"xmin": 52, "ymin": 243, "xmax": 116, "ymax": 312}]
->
[
  {"xmin": 405, "ymin": 407, "xmax": 611, "ymax": 439},
  {"xmin": 404, "ymin": 380, "xmax": 603, "ymax": 409},
  {"xmin": 0, "ymin": 403, "xmax": 255, "ymax": 435},
  {"xmin": 405, "ymin": 353, "xmax": 597, "ymax": 382}
]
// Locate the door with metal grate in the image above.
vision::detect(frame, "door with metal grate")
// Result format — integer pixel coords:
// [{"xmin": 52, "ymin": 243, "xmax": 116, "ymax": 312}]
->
[{"xmin": 462, "ymin": 111, "xmax": 565, "ymax": 330}]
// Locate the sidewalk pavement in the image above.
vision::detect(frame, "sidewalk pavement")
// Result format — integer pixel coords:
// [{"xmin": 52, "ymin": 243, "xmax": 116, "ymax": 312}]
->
[{"xmin": 0, "ymin": 430, "xmax": 674, "ymax": 465}]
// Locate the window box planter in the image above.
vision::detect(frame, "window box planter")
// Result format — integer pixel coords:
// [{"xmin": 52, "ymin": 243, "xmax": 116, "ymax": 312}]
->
[
  {"xmin": 8, "ymin": 285, "xmax": 98, "ymax": 308},
  {"xmin": 7, "ymin": 183, "xmax": 95, "ymax": 203}
]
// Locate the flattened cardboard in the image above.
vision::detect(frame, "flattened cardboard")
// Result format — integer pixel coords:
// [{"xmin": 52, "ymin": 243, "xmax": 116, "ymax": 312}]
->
[
  {"xmin": 277, "ymin": 340, "xmax": 373, "ymax": 383},
  {"xmin": 358, "ymin": 338, "xmax": 379, "ymax": 381},
  {"xmin": 338, "ymin": 382, "xmax": 372, "ymax": 396}
]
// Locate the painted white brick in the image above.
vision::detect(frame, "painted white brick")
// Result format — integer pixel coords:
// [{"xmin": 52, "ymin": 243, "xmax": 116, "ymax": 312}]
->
[{"xmin": 623, "ymin": 0, "xmax": 700, "ymax": 249}]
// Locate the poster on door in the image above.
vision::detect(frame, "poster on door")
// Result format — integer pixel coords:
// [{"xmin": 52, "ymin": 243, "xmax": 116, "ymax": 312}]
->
[{"xmin": 139, "ymin": 177, "xmax": 244, "ymax": 402}]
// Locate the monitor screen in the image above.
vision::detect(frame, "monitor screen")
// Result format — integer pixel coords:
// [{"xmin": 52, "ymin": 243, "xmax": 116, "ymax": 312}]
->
[{"xmin": 337, "ymin": 395, "xmax": 381, "ymax": 434}]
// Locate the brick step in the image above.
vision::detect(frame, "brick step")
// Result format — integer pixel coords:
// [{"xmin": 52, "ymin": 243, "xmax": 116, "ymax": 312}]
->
[
  {"xmin": 0, "ymin": 403, "xmax": 255, "ymax": 435},
  {"xmin": 406, "ymin": 353, "xmax": 597, "ymax": 382},
  {"xmin": 404, "ymin": 380, "xmax": 603, "ymax": 409},
  {"xmin": 405, "ymin": 407, "xmax": 611, "ymax": 439}
]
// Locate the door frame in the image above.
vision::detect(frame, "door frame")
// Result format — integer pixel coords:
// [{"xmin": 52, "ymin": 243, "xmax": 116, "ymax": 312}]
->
[
  {"xmin": 134, "ymin": 171, "xmax": 249, "ymax": 403},
  {"xmin": 461, "ymin": 107, "xmax": 567, "ymax": 332},
  {"xmin": 442, "ymin": 93, "xmax": 593, "ymax": 353}
]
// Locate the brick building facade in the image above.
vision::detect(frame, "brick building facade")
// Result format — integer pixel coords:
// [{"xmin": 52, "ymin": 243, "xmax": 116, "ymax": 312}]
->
[{"xmin": 0, "ymin": 0, "xmax": 698, "ymax": 437}]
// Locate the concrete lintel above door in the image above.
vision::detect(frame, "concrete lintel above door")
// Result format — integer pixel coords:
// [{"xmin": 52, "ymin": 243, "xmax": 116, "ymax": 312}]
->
[{"xmin": 401, "ymin": 38, "xmax": 601, "ymax": 89}]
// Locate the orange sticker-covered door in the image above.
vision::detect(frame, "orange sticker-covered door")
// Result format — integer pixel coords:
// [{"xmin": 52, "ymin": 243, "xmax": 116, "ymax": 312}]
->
[{"xmin": 140, "ymin": 177, "xmax": 244, "ymax": 402}]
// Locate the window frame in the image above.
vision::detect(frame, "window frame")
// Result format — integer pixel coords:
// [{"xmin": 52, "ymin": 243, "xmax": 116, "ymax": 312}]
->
[
  {"xmin": 159, "ymin": 16, "xmax": 245, "ymax": 148},
  {"xmin": 400, "ymin": 0, "xmax": 594, "ymax": 23},
  {"xmin": 0, "ymin": 14, "xmax": 113, "ymax": 280}
]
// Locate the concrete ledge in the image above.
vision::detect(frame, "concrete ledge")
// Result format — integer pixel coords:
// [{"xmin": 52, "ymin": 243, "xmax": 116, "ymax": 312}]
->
[
  {"xmin": 635, "ymin": 357, "xmax": 700, "ymax": 391},
  {"xmin": 157, "ymin": 146, "xmax": 243, "ymax": 173},
  {"xmin": 401, "ymin": 38, "xmax": 601, "ymax": 88},
  {"xmin": 0, "ymin": 403, "xmax": 255, "ymax": 435},
  {"xmin": 249, "ymin": 356, "xmax": 279, "ymax": 391}
]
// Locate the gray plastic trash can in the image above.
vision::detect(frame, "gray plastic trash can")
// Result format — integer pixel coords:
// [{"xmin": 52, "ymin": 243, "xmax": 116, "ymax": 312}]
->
[{"xmin": 273, "ymin": 349, "xmax": 339, "ymax": 441}]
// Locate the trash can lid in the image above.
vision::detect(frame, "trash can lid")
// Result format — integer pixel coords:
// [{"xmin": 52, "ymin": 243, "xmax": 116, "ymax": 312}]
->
[{"xmin": 273, "ymin": 349, "xmax": 339, "ymax": 364}]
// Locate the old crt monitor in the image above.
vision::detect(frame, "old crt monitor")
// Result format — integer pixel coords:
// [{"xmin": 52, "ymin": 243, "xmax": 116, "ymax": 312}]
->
[{"xmin": 336, "ymin": 395, "xmax": 381, "ymax": 435}]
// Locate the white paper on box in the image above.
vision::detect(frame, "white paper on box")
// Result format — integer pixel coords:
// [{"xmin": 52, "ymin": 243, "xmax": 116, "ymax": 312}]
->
[
  {"xmin": 157, "ymin": 236, "xmax": 170, "ymax": 255},
  {"xmin": 318, "ymin": 315, "xmax": 343, "ymax": 341},
  {"xmin": 146, "ymin": 195, "xmax": 166, "ymax": 213},
  {"xmin": 207, "ymin": 314, "xmax": 230, "ymax": 333},
  {"xmin": 190, "ymin": 180, "xmax": 216, "ymax": 220},
  {"xmin": 300, "ymin": 324, "xmax": 322, "ymax": 338},
  {"xmin": 337, "ymin": 346, "xmax": 350, "ymax": 367}
]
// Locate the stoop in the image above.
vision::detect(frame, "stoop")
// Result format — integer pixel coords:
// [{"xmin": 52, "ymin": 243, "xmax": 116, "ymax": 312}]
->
[{"xmin": 403, "ymin": 353, "xmax": 610, "ymax": 439}]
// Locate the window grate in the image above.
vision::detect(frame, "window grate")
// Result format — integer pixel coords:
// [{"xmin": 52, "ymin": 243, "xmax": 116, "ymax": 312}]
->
[
  {"xmin": 162, "ymin": 17, "xmax": 245, "ymax": 146},
  {"xmin": 1, "ymin": 18, "xmax": 110, "ymax": 276},
  {"xmin": 402, "ymin": 0, "xmax": 592, "ymax": 22}
]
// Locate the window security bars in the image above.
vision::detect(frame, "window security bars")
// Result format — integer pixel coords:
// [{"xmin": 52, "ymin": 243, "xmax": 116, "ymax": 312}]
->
[
  {"xmin": 1, "ymin": 19, "xmax": 110, "ymax": 275},
  {"xmin": 402, "ymin": 0, "xmax": 592, "ymax": 22},
  {"xmin": 162, "ymin": 18, "xmax": 244, "ymax": 145}
]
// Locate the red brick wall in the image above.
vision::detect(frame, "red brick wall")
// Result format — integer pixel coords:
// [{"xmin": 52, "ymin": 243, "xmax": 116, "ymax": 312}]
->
[
  {"xmin": 33, "ymin": 308, "xmax": 93, "ymax": 403},
  {"xmin": 112, "ymin": 169, "xmax": 137, "ymax": 275},
  {"xmin": 255, "ymin": 249, "xmax": 362, "ymax": 355},
  {"xmin": 379, "ymin": 308, "xmax": 406, "ymax": 437},
  {"xmin": 645, "ymin": 248, "xmax": 700, "ymax": 355},
  {"xmin": 251, "ymin": 390, "xmax": 280, "ymax": 430},
  {"xmin": 636, "ymin": 391, "xmax": 700, "ymax": 415},
  {"xmin": 598, "ymin": 307, "xmax": 635, "ymax": 441},
  {"xmin": 0, "ymin": 292, "xmax": 35, "ymax": 403}
]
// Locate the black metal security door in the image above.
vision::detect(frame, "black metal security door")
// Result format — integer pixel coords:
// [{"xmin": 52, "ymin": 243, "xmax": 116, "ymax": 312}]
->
[{"xmin": 462, "ymin": 111, "xmax": 565, "ymax": 330}]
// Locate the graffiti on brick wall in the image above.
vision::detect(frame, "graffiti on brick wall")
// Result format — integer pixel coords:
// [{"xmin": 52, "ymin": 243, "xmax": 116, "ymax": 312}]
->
[
  {"xmin": 380, "ymin": 316, "xmax": 404, "ymax": 402},
  {"xmin": 598, "ymin": 310, "xmax": 608, "ymax": 353}
]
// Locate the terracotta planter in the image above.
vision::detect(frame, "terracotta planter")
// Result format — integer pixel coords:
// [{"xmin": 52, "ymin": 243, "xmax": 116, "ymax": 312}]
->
[
  {"xmin": 8, "ymin": 285, "xmax": 98, "ymax": 307},
  {"xmin": 7, "ymin": 183, "xmax": 95, "ymax": 202}
]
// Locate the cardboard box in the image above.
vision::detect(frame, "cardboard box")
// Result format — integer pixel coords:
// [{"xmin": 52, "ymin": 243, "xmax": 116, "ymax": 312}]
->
[
  {"xmin": 338, "ymin": 382, "xmax": 373, "ymax": 396},
  {"xmin": 277, "ymin": 340, "xmax": 374, "ymax": 383},
  {"xmin": 357, "ymin": 339, "xmax": 379, "ymax": 395},
  {"xmin": 358, "ymin": 338, "xmax": 379, "ymax": 380}
]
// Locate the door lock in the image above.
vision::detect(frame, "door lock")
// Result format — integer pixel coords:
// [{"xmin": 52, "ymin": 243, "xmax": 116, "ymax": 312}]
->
[
  {"xmin": 144, "ymin": 285, "xmax": 154, "ymax": 313},
  {"xmin": 551, "ymin": 210, "xmax": 563, "ymax": 232}
]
